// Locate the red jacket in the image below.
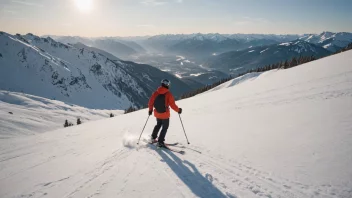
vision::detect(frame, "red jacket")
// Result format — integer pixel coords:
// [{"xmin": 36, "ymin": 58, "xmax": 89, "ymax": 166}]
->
[{"xmin": 148, "ymin": 86, "xmax": 179, "ymax": 119}]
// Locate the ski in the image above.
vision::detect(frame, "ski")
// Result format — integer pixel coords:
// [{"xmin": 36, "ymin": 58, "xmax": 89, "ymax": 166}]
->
[
  {"xmin": 145, "ymin": 140, "xmax": 185, "ymax": 154},
  {"xmin": 149, "ymin": 140, "xmax": 179, "ymax": 147},
  {"xmin": 157, "ymin": 145, "xmax": 185, "ymax": 154},
  {"xmin": 163, "ymin": 142, "xmax": 179, "ymax": 147}
]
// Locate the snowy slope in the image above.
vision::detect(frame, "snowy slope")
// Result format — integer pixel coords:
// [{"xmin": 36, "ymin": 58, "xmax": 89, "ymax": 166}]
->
[
  {"xmin": 0, "ymin": 91, "xmax": 123, "ymax": 138},
  {"xmin": 0, "ymin": 32, "xmax": 191, "ymax": 109},
  {"xmin": 0, "ymin": 51, "xmax": 352, "ymax": 198}
]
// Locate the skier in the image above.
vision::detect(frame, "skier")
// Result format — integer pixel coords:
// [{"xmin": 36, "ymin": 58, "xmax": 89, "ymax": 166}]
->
[{"xmin": 148, "ymin": 79, "xmax": 182, "ymax": 148}]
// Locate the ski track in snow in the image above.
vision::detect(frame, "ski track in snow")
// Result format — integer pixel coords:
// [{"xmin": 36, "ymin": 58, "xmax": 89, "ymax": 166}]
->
[
  {"xmin": 135, "ymin": 142, "xmax": 342, "ymax": 198},
  {"xmin": 0, "ymin": 137, "xmax": 349, "ymax": 198}
]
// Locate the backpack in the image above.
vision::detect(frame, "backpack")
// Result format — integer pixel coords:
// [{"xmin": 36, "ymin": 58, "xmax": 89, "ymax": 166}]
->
[{"xmin": 154, "ymin": 93, "xmax": 167, "ymax": 113}]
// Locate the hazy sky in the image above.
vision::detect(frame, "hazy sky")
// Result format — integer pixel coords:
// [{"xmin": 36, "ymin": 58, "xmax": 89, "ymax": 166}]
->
[{"xmin": 0, "ymin": 0, "xmax": 351, "ymax": 37}]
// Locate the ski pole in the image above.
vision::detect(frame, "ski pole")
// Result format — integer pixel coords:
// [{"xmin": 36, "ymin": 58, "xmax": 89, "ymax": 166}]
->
[
  {"xmin": 179, "ymin": 114, "xmax": 190, "ymax": 144},
  {"xmin": 137, "ymin": 115, "xmax": 150, "ymax": 145}
]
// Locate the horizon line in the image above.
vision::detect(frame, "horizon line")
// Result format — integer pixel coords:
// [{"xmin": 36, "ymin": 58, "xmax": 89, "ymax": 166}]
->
[{"xmin": 2, "ymin": 30, "xmax": 351, "ymax": 39}]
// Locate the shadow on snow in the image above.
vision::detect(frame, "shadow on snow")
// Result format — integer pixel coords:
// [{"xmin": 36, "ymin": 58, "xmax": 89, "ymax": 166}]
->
[{"xmin": 155, "ymin": 147, "xmax": 229, "ymax": 198}]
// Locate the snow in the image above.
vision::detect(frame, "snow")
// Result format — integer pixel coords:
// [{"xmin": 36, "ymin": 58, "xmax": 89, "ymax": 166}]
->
[
  {"xmin": 323, "ymin": 43, "xmax": 332, "ymax": 48},
  {"xmin": 305, "ymin": 35, "xmax": 314, "ymax": 41},
  {"xmin": 176, "ymin": 55, "xmax": 186, "ymax": 61},
  {"xmin": 190, "ymin": 73, "xmax": 204, "ymax": 77},
  {"xmin": 260, "ymin": 48, "xmax": 269, "ymax": 53},
  {"xmin": 1, "ymin": 51, "xmax": 352, "ymax": 197},
  {"xmin": 279, "ymin": 42, "xmax": 292, "ymax": 46},
  {"xmin": 0, "ymin": 91, "xmax": 123, "ymax": 138},
  {"xmin": 208, "ymin": 72, "xmax": 262, "ymax": 92},
  {"xmin": 175, "ymin": 74, "xmax": 182, "ymax": 78},
  {"xmin": 229, "ymin": 67, "xmax": 243, "ymax": 72}
]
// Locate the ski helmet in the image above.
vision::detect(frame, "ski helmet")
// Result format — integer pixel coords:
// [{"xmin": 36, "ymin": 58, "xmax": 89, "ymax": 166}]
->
[{"xmin": 161, "ymin": 79, "xmax": 171, "ymax": 87}]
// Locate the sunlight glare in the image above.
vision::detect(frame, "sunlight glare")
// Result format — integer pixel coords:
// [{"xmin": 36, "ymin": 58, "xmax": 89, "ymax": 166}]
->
[{"xmin": 74, "ymin": 0, "xmax": 93, "ymax": 12}]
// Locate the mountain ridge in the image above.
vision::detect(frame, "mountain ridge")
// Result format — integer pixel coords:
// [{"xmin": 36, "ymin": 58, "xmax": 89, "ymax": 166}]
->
[
  {"xmin": 204, "ymin": 40, "xmax": 332, "ymax": 75},
  {"xmin": 0, "ymin": 32, "xmax": 192, "ymax": 109}
]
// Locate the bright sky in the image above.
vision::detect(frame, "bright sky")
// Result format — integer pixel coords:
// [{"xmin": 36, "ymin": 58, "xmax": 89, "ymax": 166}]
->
[{"xmin": 0, "ymin": 0, "xmax": 351, "ymax": 37}]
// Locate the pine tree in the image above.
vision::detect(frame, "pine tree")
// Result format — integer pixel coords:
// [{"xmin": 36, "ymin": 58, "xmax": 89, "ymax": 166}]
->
[
  {"xmin": 284, "ymin": 60, "xmax": 289, "ymax": 69},
  {"xmin": 77, "ymin": 118, "xmax": 82, "ymax": 125},
  {"xmin": 64, "ymin": 120, "xmax": 69, "ymax": 128},
  {"xmin": 290, "ymin": 57, "xmax": 298, "ymax": 68}
]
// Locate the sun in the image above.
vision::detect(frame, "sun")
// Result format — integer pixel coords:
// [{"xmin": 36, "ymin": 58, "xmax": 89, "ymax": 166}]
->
[{"xmin": 74, "ymin": 0, "xmax": 93, "ymax": 12}]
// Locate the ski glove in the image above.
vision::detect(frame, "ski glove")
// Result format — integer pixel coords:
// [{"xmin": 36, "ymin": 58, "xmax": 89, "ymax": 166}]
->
[
  {"xmin": 178, "ymin": 108, "xmax": 182, "ymax": 114},
  {"xmin": 148, "ymin": 110, "xmax": 153, "ymax": 116}
]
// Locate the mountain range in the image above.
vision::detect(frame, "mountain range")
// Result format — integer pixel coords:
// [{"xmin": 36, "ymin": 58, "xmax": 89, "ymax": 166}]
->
[
  {"xmin": 49, "ymin": 32, "xmax": 352, "ymax": 85},
  {"xmin": 50, "ymin": 36, "xmax": 146, "ymax": 59},
  {"xmin": 204, "ymin": 40, "xmax": 332, "ymax": 75},
  {"xmin": 1, "ymin": 31, "xmax": 351, "ymax": 110},
  {"xmin": 0, "ymin": 32, "xmax": 192, "ymax": 109},
  {"xmin": 300, "ymin": 32, "xmax": 352, "ymax": 52},
  {"xmin": 139, "ymin": 32, "xmax": 352, "ymax": 59},
  {"xmin": 52, "ymin": 32, "xmax": 352, "ymax": 61}
]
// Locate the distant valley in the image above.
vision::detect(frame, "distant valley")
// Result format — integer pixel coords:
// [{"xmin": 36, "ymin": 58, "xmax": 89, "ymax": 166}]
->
[{"xmin": 52, "ymin": 31, "xmax": 352, "ymax": 84}]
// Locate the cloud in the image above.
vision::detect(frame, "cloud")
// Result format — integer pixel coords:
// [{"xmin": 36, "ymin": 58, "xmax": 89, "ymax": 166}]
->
[{"xmin": 11, "ymin": 0, "xmax": 44, "ymax": 7}]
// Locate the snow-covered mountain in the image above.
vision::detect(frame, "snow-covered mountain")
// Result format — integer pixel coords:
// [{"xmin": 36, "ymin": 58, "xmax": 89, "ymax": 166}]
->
[
  {"xmin": 141, "ymin": 32, "xmax": 351, "ymax": 57},
  {"xmin": 300, "ymin": 32, "xmax": 352, "ymax": 52},
  {"xmin": 1, "ymin": 50, "xmax": 351, "ymax": 197},
  {"xmin": 144, "ymin": 33, "xmax": 287, "ymax": 58},
  {"xmin": 204, "ymin": 40, "xmax": 332, "ymax": 75},
  {"xmin": 51, "ymin": 36, "xmax": 146, "ymax": 59},
  {"xmin": 72, "ymin": 42, "xmax": 120, "ymax": 61},
  {"xmin": 148, "ymin": 33, "xmax": 299, "ymax": 43},
  {"xmin": 52, "ymin": 32, "xmax": 352, "ymax": 59},
  {"xmin": 0, "ymin": 32, "xmax": 192, "ymax": 109}
]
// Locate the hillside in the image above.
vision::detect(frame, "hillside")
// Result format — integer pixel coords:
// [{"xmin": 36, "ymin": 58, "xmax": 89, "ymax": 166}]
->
[
  {"xmin": 0, "ymin": 51, "xmax": 351, "ymax": 197},
  {"xmin": 204, "ymin": 40, "xmax": 332, "ymax": 75},
  {"xmin": 0, "ymin": 91, "xmax": 123, "ymax": 138}
]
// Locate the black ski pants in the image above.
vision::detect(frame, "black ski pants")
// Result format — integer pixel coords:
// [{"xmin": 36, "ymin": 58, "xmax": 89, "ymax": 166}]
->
[{"xmin": 151, "ymin": 118, "xmax": 169, "ymax": 143}]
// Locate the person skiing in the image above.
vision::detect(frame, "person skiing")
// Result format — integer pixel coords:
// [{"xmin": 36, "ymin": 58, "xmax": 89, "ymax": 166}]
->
[{"xmin": 148, "ymin": 79, "xmax": 182, "ymax": 148}]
